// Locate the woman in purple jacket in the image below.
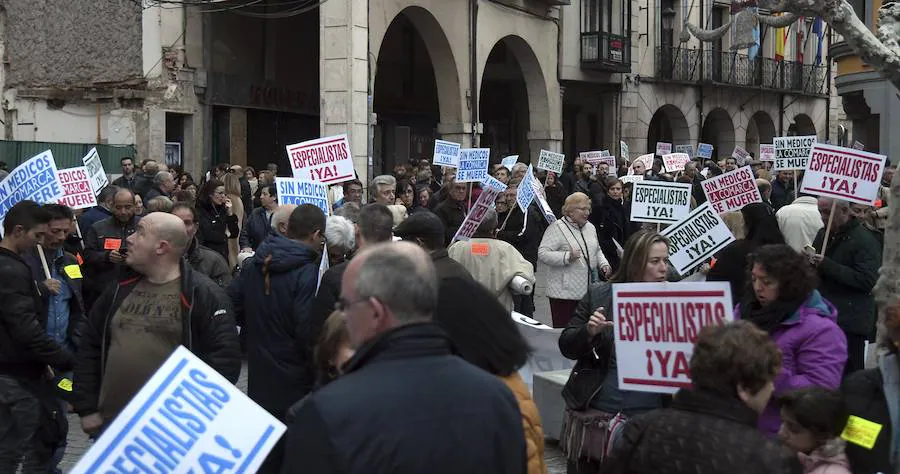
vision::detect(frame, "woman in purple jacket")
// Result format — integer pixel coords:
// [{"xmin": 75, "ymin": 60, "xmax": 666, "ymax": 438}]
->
[{"xmin": 736, "ymin": 244, "xmax": 848, "ymax": 437}]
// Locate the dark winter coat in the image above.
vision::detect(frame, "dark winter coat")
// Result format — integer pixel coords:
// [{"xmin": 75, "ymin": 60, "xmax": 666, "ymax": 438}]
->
[
  {"xmin": 812, "ymin": 218, "xmax": 881, "ymax": 336},
  {"xmin": 575, "ymin": 178, "xmax": 605, "ymax": 207},
  {"xmin": 0, "ymin": 248, "xmax": 75, "ymax": 379},
  {"xmin": 143, "ymin": 184, "xmax": 167, "ymax": 202},
  {"xmin": 545, "ymin": 183, "xmax": 567, "ymax": 219},
  {"xmin": 771, "ymin": 179, "xmax": 795, "ymax": 210},
  {"xmin": 83, "ymin": 215, "xmax": 139, "ymax": 306},
  {"xmin": 312, "ymin": 260, "xmax": 349, "ymax": 341},
  {"xmin": 72, "ymin": 259, "xmax": 241, "ymax": 416},
  {"xmin": 431, "ymin": 248, "xmax": 473, "ymax": 281},
  {"xmin": 77, "ymin": 206, "xmax": 112, "ymax": 236},
  {"xmin": 497, "ymin": 205, "xmax": 543, "ymax": 269},
  {"xmin": 841, "ymin": 359, "xmax": 896, "ymax": 474},
  {"xmin": 239, "ymin": 206, "xmax": 272, "ymax": 251},
  {"xmin": 590, "ymin": 197, "xmax": 628, "ymax": 272},
  {"xmin": 196, "ymin": 203, "xmax": 240, "ymax": 259},
  {"xmin": 600, "ymin": 388, "xmax": 802, "ymax": 474},
  {"xmin": 185, "ymin": 237, "xmax": 232, "ymax": 287},
  {"xmin": 280, "ymin": 323, "xmax": 526, "ymax": 474},
  {"xmin": 227, "ymin": 233, "xmax": 320, "ymax": 420},
  {"xmin": 558, "ymin": 282, "xmax": 614, "ymax": 409},
  {"xmin": 111, "ymin": 174, "xmax": 137, "ymax": 192},
  {"xmin": 434, "ymin": 198, "xmax": 467, "ymax": 245}
]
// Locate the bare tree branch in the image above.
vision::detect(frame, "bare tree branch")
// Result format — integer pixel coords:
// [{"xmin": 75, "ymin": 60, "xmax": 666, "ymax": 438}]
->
[
  {"xmin": 821, "ymin": 0, "xmax": 900, "ymax": 90},
  {"xmin": 758, "ymin": 12, "xmax": 801, "ymax": 27}
]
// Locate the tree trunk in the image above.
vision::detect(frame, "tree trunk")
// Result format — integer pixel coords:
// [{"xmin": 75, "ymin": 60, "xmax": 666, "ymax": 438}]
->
[{"xmin": 874, "ymin": 173, "xmax": 900, "ymax": 336}]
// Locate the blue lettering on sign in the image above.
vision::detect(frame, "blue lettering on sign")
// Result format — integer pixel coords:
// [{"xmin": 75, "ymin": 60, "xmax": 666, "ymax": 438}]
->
[
  {"xmin": 697, "ymin": 144, "xmax": 713, "ymax": 159},
  {"xmin": 282, "ymin": 195, "xmax": 329, "ymax": 215}
]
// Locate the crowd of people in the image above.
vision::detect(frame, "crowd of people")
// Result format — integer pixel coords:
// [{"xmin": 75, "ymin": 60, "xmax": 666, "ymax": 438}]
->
[{"xmin": 0, "ymin": 149, "xmax": 897, "ymax": 474}]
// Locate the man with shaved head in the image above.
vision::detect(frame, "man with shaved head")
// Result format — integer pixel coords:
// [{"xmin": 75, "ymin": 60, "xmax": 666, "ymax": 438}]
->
[
  {"xmin": 281, "ymin": 242, "xmax": 526, "ymax": 473},
  {"xmin": 73, "ymin": 212, "xmax": 241, "ymax": 436}
]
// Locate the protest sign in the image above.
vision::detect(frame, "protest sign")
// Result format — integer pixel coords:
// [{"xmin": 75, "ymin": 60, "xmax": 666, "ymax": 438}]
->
[
  {"xmin": 58, "ymin": 167, "xmax": 98, "ymax": 210},
  {"xmin": 581, "ymin": 151, "xmax": 617, "ymax": 170},
  {"xmin": 537, "ymin": 150, "xmax": 565, "ymax": 174},
  {"xmin": 275, "ymin": 177, "xmax": 330, "ymax": 215},
  {"xmin": 731, "ymin": 146, "xmax": 751, "ymax": 165},
  {"xmin": 635, "ymin": 153, "xmax": 654, "ymax": 170},
  {"xmin": 453, "ymin": 176, "xmax": 506, "ymax": 241},
  {"xmin": 852, "ymin": 140, "xmax": 865, "ymax": 151},
  {"xmin": 701, "ymin": 165, "xmax": 762, "ymax": 214},
  {"xmin": 512, "ymin": 312, "xmax": 574, "ymax": 392},
  {"xmin": 517, "ymin": 165, "xmax": 537, "ymax": 212},
  {"xmin": 630, "ymin": 181, "xmax": 692, "ymax": 224},
  {"xmin": 774, "ymin": 135, "xmax": 817, "ymax": 170},
  {"xmin": 0, "ymin": 151, "xmax": 64, "ymax": 227},
  {"xmin": 529, "ymin": 176, "xmax": 557, "ymax": 224},
  {"xmin": 799, "ymin": 143, "xmax": 887, "ymax": 206},
  {"xmin": 600, "ymin": 150, "xmax": 611, "ymax": 157},
  {"xmin": 82, "ymin": 148, "xmax": 109, "ymax": 194},
  {"xmin": 619, "ymin": 174, "xmax": 645, "ymax": 185},
  {"xmin": 433, "ymin": 139, "xmax": 461, "ymax": 168},
  {"xmin": 456, "ymin": 148, "xmax": 490, "ymax": 183},
  {"xmin": 661, "ymin": 202, "xmax": 736, "ymax": 275},
  {"xmin": 612, "ymin": 281, "xmax": 733, "ymax": 394},
  {"xmin": 674, "ymin": 144, "xmax": 694, "ymax": 158},
  {"xmin": 316, "ymin": 243, "xmax": 330, "ymax": 294},
  {"xmin": 697, "ymin": 143, "xmax": 714, "ymax": 160},
  {"xmin": 501, "ymin": 155, "xmax": 519, "ymax": 171},
  {"xmin": 662, "ymin": 153, "xmax": 691, "ymax": 173},
  {"xmin": 71, "ymin": 346, "xmax": 285, "ymax": 474},
  {"xmin": 759, "ymin": 144, "xmax": 775, "ymax": 162},
  {"xmin": 655, "ymin": 142, "xmax": 672, "ymax": 156},
  {"xmin": 620, "ymin": 141, "xmax": 629, "ymax": 163},
  {"xmin": 286, "ymin": 134, "xmax": 354, "ymax": 185}
]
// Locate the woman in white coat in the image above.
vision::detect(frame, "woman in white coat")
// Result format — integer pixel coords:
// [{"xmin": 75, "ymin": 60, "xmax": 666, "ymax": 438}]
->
[{"xmin": 539, "ymin": 192, "xmax": 612, "ymax": 327}]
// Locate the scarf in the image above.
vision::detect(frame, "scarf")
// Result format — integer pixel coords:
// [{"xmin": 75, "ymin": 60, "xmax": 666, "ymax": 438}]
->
[{"xmin": 739, "ymin": 297, "xmax": 804, "ymax": 333}]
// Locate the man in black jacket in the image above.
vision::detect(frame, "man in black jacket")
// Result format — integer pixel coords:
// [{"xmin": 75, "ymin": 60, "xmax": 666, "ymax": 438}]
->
[
  {"xmin": 73, "ymin": 212, "xmax": 240, "ymax": 436},
  {"xmin": 111, "ymin": 157, "xmax": 137, "ymax": 192},
  {"xmin": 82, "ymin": 189, "xmax": 140, "ymax": 311},
  {"xmin": 393, "ymin": 212, "xmax": 473, "ymax": 282},
  {"xmin": 281, "ymin": 242, "xmax": 526, "ymax": 474},
  {"xmin": 240, "ymin": 183, "xmax": 278, "ymax": 253},
  {"xmin": 171, "ymin": 203, "xmax": 231, "ymax": 287},
  {"xmin": 227, "ymin": 204, "xmax": 325, "ymax": 474},
  {"xmin": 0, "ymin": 201, "xmax": 76, "ymax": 473}
]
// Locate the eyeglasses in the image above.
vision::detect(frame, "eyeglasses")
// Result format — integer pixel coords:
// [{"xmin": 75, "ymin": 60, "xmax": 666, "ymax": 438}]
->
[{"xmin": 335, "ymin": 296, "xmax": 371, "ymax": 312}]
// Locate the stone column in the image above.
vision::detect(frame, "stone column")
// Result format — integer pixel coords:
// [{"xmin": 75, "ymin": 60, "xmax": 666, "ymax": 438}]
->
[{"xmin": 320, "ymin": 0, "xmax": 370, "ymax": 183}]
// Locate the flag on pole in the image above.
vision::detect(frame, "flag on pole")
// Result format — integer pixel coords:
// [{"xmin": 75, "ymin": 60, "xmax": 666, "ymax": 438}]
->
[
  {"xmin": 812, "ymin": 17, "xmax": 824, "ymax": 65},
  {"xmin": 775, "ymin": 15, "xmax": 786, "ymax": 61}
]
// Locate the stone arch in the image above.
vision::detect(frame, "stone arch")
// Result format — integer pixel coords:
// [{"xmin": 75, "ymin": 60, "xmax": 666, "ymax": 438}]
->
[
  {"xmin": 647, "ymin": 105, "xmax": 691, "ymax": 154},
  {"xmin": 791, "ymin": 113, "xmax": 817, "ymax": 136},
  {"xmin": 371, "ymin": 6, "xmax": 463, "ymax": 125},
  {"xmin": 701, "ymin": 108, "xmax": 736, "ymax": 160},
  {"xmin": 746, "ymin": 111, "xmax": 776, "ymax": 159}
]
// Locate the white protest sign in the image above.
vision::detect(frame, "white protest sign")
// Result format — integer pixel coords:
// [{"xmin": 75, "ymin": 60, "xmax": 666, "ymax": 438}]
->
[
  {"xmin": 529, "ymin": 176, "xmax": 557, "ymax": 224},
  {"xmin": 500, "ymin": 155, "xmax": 519, "ymax": 171},
  {"xmin": 0, "ymin": 151, "xmax": 64, "ymax": 227},
  {"xmin": 619, "ymin": 174, "xmax": 645, "ymax": 185},
  {"xmin": 433, "ymin": 139, "xmax": 461, "ymax": 168},
  {"xmin": 286, "ymin": 134, "xmax": 354, "ymax": 185},
  {"xmin": 81, "ymin": 148, "xmax": 109, "ymax": 194},
  {"xmin": 697, "ymin": 143, "xmax": 714, "ymax": 160},
  {"xmin": 620, "ymin": 141, "xmax": 629, "ymax": 163},
  {"xmin": 612, "ymin": 281, "xmax": 733, "ymax": 394},
  {"xmin": 799, "ymin": 143, "xmax": 887, "ymax": 206},
  {"xmin": 655, "ymin": 142, "xmax": 672, "ymax": 156},
  {"xmin": 731, "ymin": 146, "xmax": 751, "ymax": 165},
  {"xmin": 58, "ymin": 167, "xmax": 98, "ymax": 210},
  {"xmin": 457, "ymin": 148, "xmax": 490, "ymax": 183},
  {"xmin": 275, "ymin": 177, "xmax": 330, "ymax": 216},
  {"xmin": 701, "ymin": 165, "xmax": 762, "ymax": 214},
  {"xmin": 517, "ymin": 165, "xmax": 538, "ymax": 212},
  {"xmin": 72, "ymin": 346, "xmax": 285, "ymax": 474},
  {"xmin": 512, "ymin": 312, "xmax": 574, "ymax": 392},
  {"xmin": 674, "ymin": 144, "xmax": 694, "ymax": 158},
  {"xmin": 774, "ymin": 135, "xmax": 817, "ymax": 171},
  {"xmin": 600, "ymin": 150, "xmax": 611, "ymax": 157},
  {"xmin": 852, "ymin": 140, "xmax": 865, "ymax": 151},
  {"xmin": 579, "ymin": 151, "xmax": 604, "ymax": 163},
  {"xmin": 662, "ymin": 153, "xmax": 691, "ymax": 173},
  {"xmin": 453, "ymin": 176, "xmax": 507, "ymax": 241},
  {"xmin": 759, "ymin": 144, "xmax": 775, "ymax": 162},
  {"xmin": 661, "ymin": 201, "xmax": 736, "ymax": 275},
  {"xmin": 630, "ymin": 181, "xmax": 692, "ymax": 224},
  {"xmin": 316, "ymin": 243, "xmax": 330, "ymax": 295},
  {"xmin": 537, "ymin": 150, "xmax": 565, "ymax": 174},
  {"xmin": 634, "ymin": 153, "xmax": 654, "ymax": 171}
]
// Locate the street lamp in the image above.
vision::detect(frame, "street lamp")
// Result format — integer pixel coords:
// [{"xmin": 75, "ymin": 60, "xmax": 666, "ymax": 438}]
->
[{"xmin": 661, "ymin": 7, "xmax": 677, "ymax": 32}]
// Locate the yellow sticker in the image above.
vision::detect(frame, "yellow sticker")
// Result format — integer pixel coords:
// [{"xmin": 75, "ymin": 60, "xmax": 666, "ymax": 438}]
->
[
  {"xmin": 841, "ymin": 415, "xmax": 882, "ymax": 450},
  {"xmin": 57, "ymin": 378, "xmax": 73, "ymax": 392},
  {"xmin": 63, "ymin": 264, "xmax": 82, "ymax": 279}
]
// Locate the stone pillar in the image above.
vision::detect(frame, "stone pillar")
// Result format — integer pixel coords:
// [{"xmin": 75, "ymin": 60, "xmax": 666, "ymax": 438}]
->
[
  {"xmin": 228, "ymin": 108, "xmax": 247, "ymax": 167},
  {"xmin": 320, "ymin": 0, "xmax": 370, "ymax": 183},
  {"xmin": 527, "ymin": 129, "xmax": 564, "ymax": 164}
]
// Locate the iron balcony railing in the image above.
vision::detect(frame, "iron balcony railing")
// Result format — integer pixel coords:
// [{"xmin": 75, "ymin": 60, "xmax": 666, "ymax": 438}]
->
[
  {"xmin": 581, "ymin": 31, "xmax": 631, "ymax": 73},
  {"xmin": 655, "ymin": 46, "xmax": 827, "ymax": 96}
]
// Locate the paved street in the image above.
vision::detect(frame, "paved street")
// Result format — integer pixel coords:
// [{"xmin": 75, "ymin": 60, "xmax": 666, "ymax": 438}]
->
[{"xmin": 60, "ymin": 268, "xmax": 568, "ymax": 473}]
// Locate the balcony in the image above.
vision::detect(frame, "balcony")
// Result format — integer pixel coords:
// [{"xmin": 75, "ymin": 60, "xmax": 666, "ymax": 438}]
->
[
  {"xmin": 654, "ymin": 46, "xmax": 828, "ymax": 96},
  {"xmin": 581, "ymin": 32, "xmax": 631, "ymax": 73}
]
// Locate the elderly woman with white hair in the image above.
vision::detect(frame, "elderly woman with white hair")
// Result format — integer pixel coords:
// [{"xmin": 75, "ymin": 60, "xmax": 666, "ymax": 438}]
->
[
  {"xmin": 538, "ymin": 192, "xmax": 611, "ymax": 328},
  {"xmin": 324, "ymin": 215, "xmax": 356, "ymax": 266}
]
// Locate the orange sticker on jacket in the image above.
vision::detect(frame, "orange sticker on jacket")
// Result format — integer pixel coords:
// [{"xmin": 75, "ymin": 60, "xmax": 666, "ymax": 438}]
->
[
  {"xmin": 471, "ymin": 242, "xmax": 490, "ymax": 256},
  {"xmin": 103, "ymin": 238, "xmax": 122, "ymax": 250}
]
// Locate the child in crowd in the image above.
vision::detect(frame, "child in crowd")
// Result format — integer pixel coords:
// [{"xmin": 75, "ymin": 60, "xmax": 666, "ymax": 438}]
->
[{"xmin": 778, "ymin": 388, "xmax": 852, "ymax": 474}]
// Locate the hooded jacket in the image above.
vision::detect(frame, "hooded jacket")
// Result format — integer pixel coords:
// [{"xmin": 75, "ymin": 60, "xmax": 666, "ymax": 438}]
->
[
  {"xmin": 736, "ymin": 290, "xmax": 848, "ymax": 436},
  {"xmin": 226, "ymin": 232, "xmax": 320, "ymax": 420},
  {"xmin": 72, "ymin": 258, "xmax": 241, "ymax": 416}
]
